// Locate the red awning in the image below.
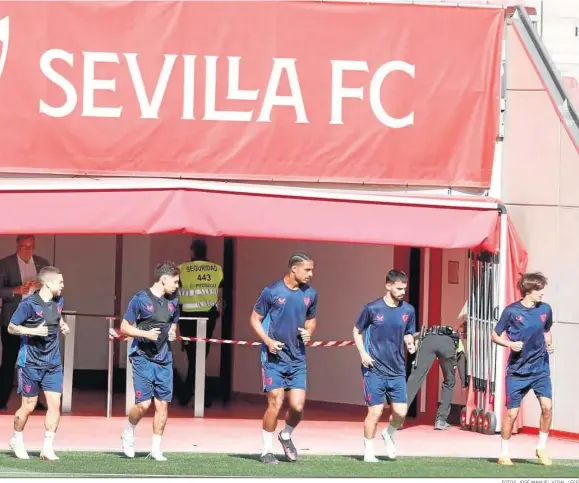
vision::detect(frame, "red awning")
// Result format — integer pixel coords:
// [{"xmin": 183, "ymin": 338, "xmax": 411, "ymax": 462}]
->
[
  {"xmin": 0, "ymin": 179, "xmax": 505, "ymax": 249},
  {"xmin": 2, "ymin": 188, "xmax": 499, "ymax": 248}
]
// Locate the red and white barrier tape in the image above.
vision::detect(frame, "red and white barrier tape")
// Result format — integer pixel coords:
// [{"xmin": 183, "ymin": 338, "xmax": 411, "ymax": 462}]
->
[{"xmin": 108, "ymin": 328, "xmax": 355, "ymax": 347}]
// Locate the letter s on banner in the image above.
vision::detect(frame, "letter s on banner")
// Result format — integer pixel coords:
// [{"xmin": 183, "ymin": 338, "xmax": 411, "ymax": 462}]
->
[{"xmin": 39, "ymin": 49, "xmax": 78, "ymax": 118}]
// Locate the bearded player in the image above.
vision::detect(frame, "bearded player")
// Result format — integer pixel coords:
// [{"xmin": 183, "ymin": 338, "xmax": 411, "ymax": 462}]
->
[{"xmin": 353, "ymin": 269, "xmax": 416, "ymax": 462}]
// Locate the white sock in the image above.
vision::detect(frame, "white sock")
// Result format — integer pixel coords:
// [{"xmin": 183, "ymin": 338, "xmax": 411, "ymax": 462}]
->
[
  {"xmin": 500, "ymin": 437, "xmax": 509, "ymax": 456},
  {"xmin": 124, "ymin": 422, "xmax": 136, "ymax": 437},
  {"xmin": 43, "ymin": 431, "xmax": 55, "ymax": 452},
  {"xmin": 261, "ymin": 430, "xmax": 274, "ymax": 456},
  {"xmin": 152, "ymin": 434, "xmax": 162, "ymax": 453},
  {"xmin": 385, "ymin": 425, "xmax": 397, "ymax": 439},
  {"xmin": 537, "ymin": 431, "xmax": 549, "ymax": 450},
  {"xmin": 12, "ymin": 430, "xmax": 23, "ymax": 442},
  {"xmin": 280, "ymin": 424, "xmax": 294, "ymax": 441},
  {"xmin": 364, "ymin": 438, "xmax": 375, "ymax": 456}
]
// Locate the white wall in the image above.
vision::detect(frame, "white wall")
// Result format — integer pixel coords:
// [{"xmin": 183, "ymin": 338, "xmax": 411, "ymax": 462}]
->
[
  {"xmin": 500, "ymin": 23, "xmax": 579, "ymax": 433},
  {"xmin": 232, "ymin": 238, "xmax": 394, "ymax": 405},
  {"xmin": 55, "ymin": 236, "xmax": 116, "ymax": 370}
]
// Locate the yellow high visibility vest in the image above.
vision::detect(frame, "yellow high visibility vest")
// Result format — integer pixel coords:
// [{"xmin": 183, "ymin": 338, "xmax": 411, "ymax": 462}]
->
[{"xmin": 178, "ymin": 261, "xmax": 223, "ymax": 312}]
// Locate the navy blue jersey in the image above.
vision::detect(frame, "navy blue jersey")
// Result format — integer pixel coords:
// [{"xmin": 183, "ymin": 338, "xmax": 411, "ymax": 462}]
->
[
  {"xmin": 494, "ymin": 301, "xmax": 553, "ymax": 377},
  {"xmin": 11, "ymin": 294, "xmax": 64, "ymax": 369},
  {"xmin": 254, "ymin": 279, "xmax": 317, "ymax": 365},
  {"xmin": 355, "ymin": 298, "xmax": 416, "ymax": 378},
  {"xmin": 124, "ymin": 289, "xmax": 180, "ymax": 364}
]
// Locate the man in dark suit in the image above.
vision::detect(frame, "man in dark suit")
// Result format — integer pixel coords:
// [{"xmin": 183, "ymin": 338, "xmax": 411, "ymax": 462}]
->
[{"xmin": 0, "ymin": 235, "xmax": 50, "ymax": 409}]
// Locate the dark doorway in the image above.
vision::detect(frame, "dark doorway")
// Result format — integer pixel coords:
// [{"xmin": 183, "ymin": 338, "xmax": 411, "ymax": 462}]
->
[
  {"xmin": 406, "ymin": 247, "xmax": 422, "ymax": 418},
  {"xmin": 219, "ymin": 237, "xmax": 235, "ymax": 404}
]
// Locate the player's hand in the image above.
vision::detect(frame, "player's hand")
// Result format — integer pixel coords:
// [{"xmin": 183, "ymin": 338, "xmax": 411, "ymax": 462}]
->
[
  {"xmin": 406, "ymin": 341, "xmax": 416, "ymax": 354},
  {"xmin": 266, "ymin": 339, "xmax": 284, "ymax": 355},
  {"xmin": 13, "ymin": 285, "xmax": 29, "ymax": 296},
  {"xmin": 360, "ymin": 352, "xmax": 374, "ymax": 368},
  {"xmin": 298, "ymin": 328, "xmax": 311, "ymax": 343},
  {"xmin": 168, "ymin": 329, "xmax": 177, "ymax": 342},
  {"xmin": 31, "ymin": 321, "xmax": 48, "ymax": 337},
  {"xmin": 59, "ymin": 321, "xmax": 70, "ymax": 336},
  {"xmin": 510, "ymin": 341, "xmax": 524, "ymax": 352},
  {"xmin": 146, "ymin": 328, "xmax": 161, "ymax": 341},
  {"xmin": 23, "ymin": 281, "xmax": 38, "ymax": 293},
  {"xmin": 546, "ymin": 342, "xmax": 554, "ymax": 354}
]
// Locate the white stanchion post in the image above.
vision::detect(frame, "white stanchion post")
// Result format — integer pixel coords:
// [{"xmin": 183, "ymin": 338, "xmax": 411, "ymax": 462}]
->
[
  {"xmin": 106, "ymin": 318, "xmax": 114, "ymax": 419},
  {"xmin": 61, "ymin": 312, "xmax": 76, "ymax": 413},
  {"xmin": 194, "ymin": 318, "xmax": 208, "ymax": 418},
  {"xmin": 419, "ymin": 248, "xmax": 430, "ymax": 414},
  {"xmin": 126, "ymin": 338, "xmax": 134, "ymax": 416},
  {"xmin": 494, "ymin": 212, "xmax": 508, "ymax": 433}
]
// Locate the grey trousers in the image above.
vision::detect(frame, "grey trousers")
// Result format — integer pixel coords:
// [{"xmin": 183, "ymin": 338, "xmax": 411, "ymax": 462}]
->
[{"xmin": 406, "ymin": 334, "xmax": 457, "ymax": 423}]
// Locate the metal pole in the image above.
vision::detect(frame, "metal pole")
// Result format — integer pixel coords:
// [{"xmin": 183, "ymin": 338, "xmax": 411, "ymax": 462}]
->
[
  {"xmin": 61, "ymin": 312, "xmax": 76, "ymax": 413},
  {"xmin": 482, "ymin": 258, "xmax": 488, "ymax": 409},
  {"xmin": 494, "ymin": 212, "xmax": 509, "ymax": 432},
  {"xmin": 484, "ymin": 258, "xmax": 490, "ymax": 399},
  {"xmin": 419, "ymin": 247, "xmax": 430, "ymax": 414},
  {"xmin": 491, "ymin": 254, "xmax": 499, "ymax": 397},
  {"xmin": 539, "ymin": 1, "xmax": 544, "ymax": 38},
  {"xmin": 106, "ymin": 317, "xmax": 114, "ymax": 419},
  {"xmin": 194, "ymin": 318, "xmax": 208, "ymax": 418},
  {"xmin": 473, "ymin": 253, "xmax": 481, "ymax": 409},
  {"xmin": 466, "ymin": 251, "xmax": 472, "ymax": 389},
  {"xmin": 126, "ymin": 338, "xmax": 134, "ymax": 416}
]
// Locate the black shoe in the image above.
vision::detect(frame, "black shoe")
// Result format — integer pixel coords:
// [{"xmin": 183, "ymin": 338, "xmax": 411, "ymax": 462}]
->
[
  {"xmin": 434, "ymin": 420, "xmax": 450, "ymax": 430},
  {"xmin": 277, "ymin": 433, "xmax": 298, "ymax": 462},
  {"xmin": 260, "ymin": 453, "xmax": 279, "ymax": 465}
]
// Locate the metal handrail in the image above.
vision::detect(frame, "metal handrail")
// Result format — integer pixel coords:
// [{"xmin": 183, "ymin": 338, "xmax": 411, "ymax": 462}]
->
[
  {"xmin": 62, "ymin": 311, "xmax": 120, "ymax": 318},
  {"xmin": 515, "ymin": 6, "xmax": 579, "ymax": 134}
]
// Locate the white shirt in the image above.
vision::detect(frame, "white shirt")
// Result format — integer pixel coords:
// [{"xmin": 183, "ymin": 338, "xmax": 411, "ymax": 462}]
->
[{"xmin": 17, "ymin": 255, "xmax": 37, "ymax": 300}]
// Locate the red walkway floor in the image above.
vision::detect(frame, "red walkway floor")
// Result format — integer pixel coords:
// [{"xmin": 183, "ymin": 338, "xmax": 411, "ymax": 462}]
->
[{"xmin": 0, "ymin": 390, "xmax": 577, "ymax": 460}]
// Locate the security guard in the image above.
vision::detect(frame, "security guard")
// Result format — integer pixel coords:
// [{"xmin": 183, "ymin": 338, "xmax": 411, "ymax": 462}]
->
[
  {"xmin": 176, "ymin": 239, "xmax": 224, "ymax": 408},
  {"xmin": 405, "ymin": 324, "xmax": 466, "ymax": 430}
]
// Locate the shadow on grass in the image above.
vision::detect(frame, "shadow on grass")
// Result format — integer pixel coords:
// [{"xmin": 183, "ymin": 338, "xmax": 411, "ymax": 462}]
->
[{"xmin": 483, "ymin": 457, "xmax": 544, "ymax": 466}]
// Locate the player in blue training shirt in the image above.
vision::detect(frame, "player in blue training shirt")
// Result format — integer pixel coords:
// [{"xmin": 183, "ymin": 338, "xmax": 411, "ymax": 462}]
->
[
  {"xmin": 120, "ymin": 261, "xmax": 180, "ymax": 461},
  {"xmin": 250, "ymin": 252, "xmax": 318, "ymax": 465},
  {"xmin": 492, "ymin": 272, "xmax": 554, "ymax": 467},
  {"xmin": 353, "ymin": 269, "xmax": 416, "ymax": 463},
  {"xmin": 8, "ymin": 266, "xmax": 70, "ymax": 461}
]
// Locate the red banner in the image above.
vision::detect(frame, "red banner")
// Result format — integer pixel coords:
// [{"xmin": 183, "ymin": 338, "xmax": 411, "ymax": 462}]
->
[{"xmin": 0, "ymin": 1, "xmax": 503, "ymax": 187}]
